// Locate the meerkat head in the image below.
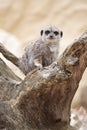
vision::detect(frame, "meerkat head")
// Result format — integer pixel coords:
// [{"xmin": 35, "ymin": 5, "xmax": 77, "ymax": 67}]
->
[{"xmin": 40, "ymin": 26, "xmax": 63, "ymax": 44}]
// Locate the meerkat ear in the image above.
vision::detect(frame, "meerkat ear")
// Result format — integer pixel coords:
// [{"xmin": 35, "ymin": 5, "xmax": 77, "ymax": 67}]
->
[
  {"xmin": 40, "ymin": 30, "xmax": 43, "ymax": 36},
  {"xmin": 60, "ymin": 31, "xmax": 63, "ymax": 37}
]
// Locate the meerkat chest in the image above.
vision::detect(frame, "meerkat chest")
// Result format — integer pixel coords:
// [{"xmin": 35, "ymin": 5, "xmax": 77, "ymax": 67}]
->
[
  {"xmin": 48, "ymin": 44, "xmax": 59, "ymax": 58},
  {"xmin": 41, "ymin": 44, "xmax": 59, "ymax": 66},
  {"xmin": 50, "ymin": 45, "xmax": 58, "ymax": 52}
]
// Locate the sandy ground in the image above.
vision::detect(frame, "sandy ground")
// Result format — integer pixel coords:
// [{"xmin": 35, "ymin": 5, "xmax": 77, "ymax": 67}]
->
[{"xmin": 0, "ymin": 0, "xmax": 87, "ymax": 115}]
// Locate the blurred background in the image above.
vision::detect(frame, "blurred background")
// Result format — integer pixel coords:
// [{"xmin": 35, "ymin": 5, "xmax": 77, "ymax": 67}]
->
[
  {"xmin": 0, "ymin": 0, "xmax": 87, "ymax": 121},
  {"xmin": 0, "ymin": 0, "xmax": 87, "ymax": 51}
]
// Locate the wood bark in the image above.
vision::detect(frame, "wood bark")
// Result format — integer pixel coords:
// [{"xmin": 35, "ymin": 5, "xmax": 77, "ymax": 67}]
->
[{"xmin": 0, "ymin": 31, "xmax": 87, "ymax": 130}]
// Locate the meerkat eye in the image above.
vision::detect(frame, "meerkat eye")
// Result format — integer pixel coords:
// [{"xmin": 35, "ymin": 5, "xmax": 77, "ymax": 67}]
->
[
  {"xmin": 45, "ymin": 30, "xmax": 50, "ymax": 35},
  {"xmin": 54, "ymin": 31, "xmax": 59, "ymax": 35}
]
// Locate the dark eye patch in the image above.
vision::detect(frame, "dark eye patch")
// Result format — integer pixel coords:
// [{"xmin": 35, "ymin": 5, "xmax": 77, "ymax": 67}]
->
[
  {"xmin": 45, "ymin": 30, "xmax": 50, "ymax": 35},
  {"xmin": 54, "ymin": 31, "xmax": 59, "ymax": 35}
]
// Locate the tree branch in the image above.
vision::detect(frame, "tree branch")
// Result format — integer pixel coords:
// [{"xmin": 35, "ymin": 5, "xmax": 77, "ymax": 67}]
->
[{"xmin": 0, "ymin": 43, "xmax": 19, "ymax": 67}]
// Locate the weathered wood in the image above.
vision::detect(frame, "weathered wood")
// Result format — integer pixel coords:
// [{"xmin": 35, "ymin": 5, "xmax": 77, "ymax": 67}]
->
[
  {"xmin": 16, "ymin": 32, "xmax": 87, "ymax": 130},
  {"xmin": 0, "ymin": 43, "xmax": 19, "ymax": 67},
  {"xmin": 0, "ymin": 58, "xmax": 21, "ymax": 101},
  {"xmin": 0, "ymin": 31, "xmax": 87, "ymax": 130}
]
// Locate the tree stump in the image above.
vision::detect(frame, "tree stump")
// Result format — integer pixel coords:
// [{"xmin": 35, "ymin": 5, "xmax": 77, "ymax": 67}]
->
[{"xmin": 0, "ymin": 31, "xmax": 87, "ymax": 130}]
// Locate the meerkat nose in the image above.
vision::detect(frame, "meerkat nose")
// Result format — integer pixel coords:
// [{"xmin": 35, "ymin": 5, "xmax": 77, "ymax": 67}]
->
[{"xmin": 50, "ymin": 35, "xmax": 53, "ymax": 39}]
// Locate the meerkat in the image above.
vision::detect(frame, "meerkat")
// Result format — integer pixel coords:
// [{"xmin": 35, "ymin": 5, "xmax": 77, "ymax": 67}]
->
[{"xmin": 19, "ymin": 26, "xmax": 63, "ymax": 75}]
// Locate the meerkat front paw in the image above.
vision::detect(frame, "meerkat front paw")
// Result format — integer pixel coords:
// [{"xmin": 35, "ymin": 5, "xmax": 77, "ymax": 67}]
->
[
  {"xmin": 37, "ymin": 64, "xmax": 43, "ymax": 70},
  {"xmin": 34, "ymin": 59, "xmax": 43, "ymax": 70}
]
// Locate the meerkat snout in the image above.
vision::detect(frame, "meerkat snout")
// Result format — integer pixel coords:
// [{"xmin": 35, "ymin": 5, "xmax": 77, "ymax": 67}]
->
[{"xmin": 41, "ymin": 26, "xmax": 63, "ymax": 43}]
